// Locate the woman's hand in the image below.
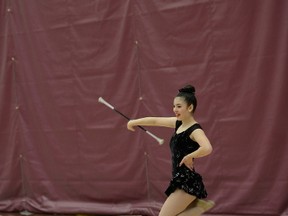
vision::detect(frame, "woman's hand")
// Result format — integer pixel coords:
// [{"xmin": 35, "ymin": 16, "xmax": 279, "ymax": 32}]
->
[
  {"xmin": 127, "ymin": 120, "xmax": 136, "ymax": 131},
  {"xmin": 179, "ymin": 154, "xmax": 194, "ymax": 171}
]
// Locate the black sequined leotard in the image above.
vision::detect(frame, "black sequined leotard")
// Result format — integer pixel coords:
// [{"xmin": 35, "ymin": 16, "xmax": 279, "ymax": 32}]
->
[{"xmin": 165, "ymin": 120, "xmax": 208, "ymax": 199}]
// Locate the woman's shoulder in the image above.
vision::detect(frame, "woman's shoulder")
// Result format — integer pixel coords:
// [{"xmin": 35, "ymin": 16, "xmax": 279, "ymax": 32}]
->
[
  {"xmin": 185, "ymin": 123, "xmax": 202, "ymax": 135},
  {"xmin": 191, "ymin": 123, "xmax": 202, "ymax": 129},
  {"xmin": 176, "ymin": 120, "xmax": 182, "ymax": 126},
  {"xmin": 175, "ymin": 121, "xmax": 202, "ymax": 130}
]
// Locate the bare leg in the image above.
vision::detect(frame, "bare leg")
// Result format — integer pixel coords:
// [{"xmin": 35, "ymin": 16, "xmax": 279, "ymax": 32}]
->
[
  {"xmin": 177, "ymin": 199, "xmax": 215, "ymax": 216},
  {"xmin": 177, "ymin": 205, "xmax": 203, "ymax": 216},
  {"xmin": 159, "ymin": 189, "xmax": 196, "ymax": 216}
]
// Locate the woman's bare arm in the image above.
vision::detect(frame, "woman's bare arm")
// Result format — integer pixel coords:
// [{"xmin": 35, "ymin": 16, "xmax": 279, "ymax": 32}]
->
[{"xmin": 127, "ymin": 117, "xmax": 177, "ymax": 131}]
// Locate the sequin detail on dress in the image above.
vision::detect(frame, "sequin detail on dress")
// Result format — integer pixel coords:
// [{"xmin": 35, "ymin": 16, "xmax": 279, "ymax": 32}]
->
[{"xmin": 165, "ymin": 121, "xmax": 208, "ymax": 199}]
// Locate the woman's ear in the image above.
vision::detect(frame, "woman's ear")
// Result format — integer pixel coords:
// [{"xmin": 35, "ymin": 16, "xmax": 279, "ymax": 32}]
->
[{"xmin": 188, "ymin": 104, "xmax": 193, "ymax": 112}]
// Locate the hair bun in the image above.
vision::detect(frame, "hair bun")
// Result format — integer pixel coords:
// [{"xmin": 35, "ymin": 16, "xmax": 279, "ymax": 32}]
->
[{"xmin": 178, "ymin": 85, "xmax": 195, "ymax": 94}]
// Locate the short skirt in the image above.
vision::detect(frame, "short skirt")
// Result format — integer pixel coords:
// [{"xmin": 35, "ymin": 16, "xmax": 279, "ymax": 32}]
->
[{"xmin": 165, "ymin": 166, "xmax": 207, "ymax": 199}]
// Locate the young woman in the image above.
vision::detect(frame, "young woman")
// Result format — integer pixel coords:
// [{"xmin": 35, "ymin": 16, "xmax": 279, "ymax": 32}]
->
[{"xmin": 127, "ymin": 85, "xmax": 215, "ymax": 216}]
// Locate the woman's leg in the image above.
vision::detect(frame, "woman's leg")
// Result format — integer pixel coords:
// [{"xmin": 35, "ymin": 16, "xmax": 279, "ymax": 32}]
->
[
  {"xmin": 159, "ymin": 189, "xmax": 196, "ymax": 216},
  {"xmin": 177, "ymin": 204, "xmax": 203, "ymax": 216},
  {"xmin": 177, "ymin": 199, "xmax": 215, "ymax": 216}
]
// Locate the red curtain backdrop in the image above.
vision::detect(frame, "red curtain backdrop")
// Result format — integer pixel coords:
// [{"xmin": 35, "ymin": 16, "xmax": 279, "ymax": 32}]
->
[{"xmin": 0, "ymin": 0, "xmax": 287, "ymax": 215}]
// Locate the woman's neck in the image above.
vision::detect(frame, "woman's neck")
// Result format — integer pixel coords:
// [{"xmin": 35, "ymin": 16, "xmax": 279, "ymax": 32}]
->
[{"xmin": 181, "ymin": 116, "xmax": 197, "ymax": 127}]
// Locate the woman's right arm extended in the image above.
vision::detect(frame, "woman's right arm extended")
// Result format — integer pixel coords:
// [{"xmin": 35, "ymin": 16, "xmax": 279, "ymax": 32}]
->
[{"xmin": 127, "ymin": 117, "xmax": 177, "ymax": 131}]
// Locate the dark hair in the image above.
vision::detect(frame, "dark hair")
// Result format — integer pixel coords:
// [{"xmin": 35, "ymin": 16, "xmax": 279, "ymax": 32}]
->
[{"xmin": 176, "ymin": 85, "xmax": 197, "ymax": 113}]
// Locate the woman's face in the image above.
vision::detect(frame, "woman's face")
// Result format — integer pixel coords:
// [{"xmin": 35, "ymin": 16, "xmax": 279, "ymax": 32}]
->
[{"xmin": 173, "ymin": 96, "xmax": 193, "ymax": 120}]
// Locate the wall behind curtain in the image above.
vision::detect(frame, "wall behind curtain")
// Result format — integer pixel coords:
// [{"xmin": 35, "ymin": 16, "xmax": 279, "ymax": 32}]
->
[{"xmin": 0, "ymin": 0, "xmax": 287, "ymax": 215}]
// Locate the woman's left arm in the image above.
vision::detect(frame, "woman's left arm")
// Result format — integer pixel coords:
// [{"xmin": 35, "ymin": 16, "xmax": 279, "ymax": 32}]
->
[
  {"xmin": 179, "ymin": 129, "xmax": 213, "ymax": 169},
  {"xmin": 189, "ymin": 129, "xmax": 213, "ymax": 158}
]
